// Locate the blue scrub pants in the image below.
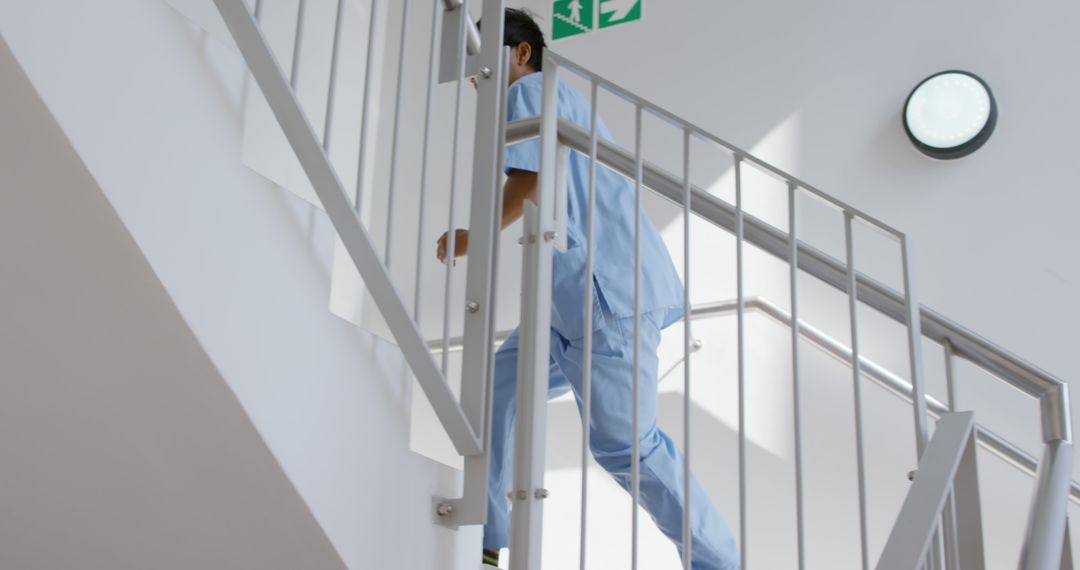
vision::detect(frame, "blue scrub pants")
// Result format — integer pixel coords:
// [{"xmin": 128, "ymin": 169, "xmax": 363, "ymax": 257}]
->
[{"xmin": 483, "ymin": 301, "xmax": 740, "ymax": 570}]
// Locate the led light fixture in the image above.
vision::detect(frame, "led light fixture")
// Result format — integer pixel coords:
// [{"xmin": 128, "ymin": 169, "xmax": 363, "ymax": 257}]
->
[{"xmin": 903, "ymin": 70, "xmax": 997, "ymax": 159}]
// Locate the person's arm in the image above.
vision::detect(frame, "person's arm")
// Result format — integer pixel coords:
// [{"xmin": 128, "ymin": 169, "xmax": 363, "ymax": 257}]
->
[
  {"xmin": 438, "ymin": 77, "xmax": 542, "ymax": 264},
  {"xmin": 500, "ymin": 169, "xmax": 538, "ymax": 229},
  {"xmin": 436, "ymin": 169, "xmax": 539, "ymax": 264}
]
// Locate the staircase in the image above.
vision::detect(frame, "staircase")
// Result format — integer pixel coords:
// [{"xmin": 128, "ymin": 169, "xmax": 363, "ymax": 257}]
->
[{"xmin": 8, "ymin": 0, "xmax": 1063, "ymax": 567}]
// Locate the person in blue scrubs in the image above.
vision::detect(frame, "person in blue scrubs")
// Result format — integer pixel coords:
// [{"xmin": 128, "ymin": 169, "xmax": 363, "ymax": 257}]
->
[{"xmin": 438, "ymin": 9, "xmax": 739, "ymax": 570}]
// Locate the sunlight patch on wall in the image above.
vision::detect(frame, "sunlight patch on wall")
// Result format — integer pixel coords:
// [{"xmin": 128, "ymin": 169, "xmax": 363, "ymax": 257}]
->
[{"xmin": 655, "ymin": 112, "xmax": 802, "ymax": 461}]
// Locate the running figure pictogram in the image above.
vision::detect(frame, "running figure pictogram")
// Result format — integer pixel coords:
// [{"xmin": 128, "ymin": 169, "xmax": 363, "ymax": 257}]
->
[{"xmin": 568, "ymin": 0, "xmax": 583, "ymax": 24}]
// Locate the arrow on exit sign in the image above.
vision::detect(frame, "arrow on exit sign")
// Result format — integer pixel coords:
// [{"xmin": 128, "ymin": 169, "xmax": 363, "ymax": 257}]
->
[{"xmin": 599, "ymin": 0, "xmax": 640, "ymax": 27}]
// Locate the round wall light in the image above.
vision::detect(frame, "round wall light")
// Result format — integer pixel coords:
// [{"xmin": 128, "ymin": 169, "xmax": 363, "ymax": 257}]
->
[{"xmin": 903, "ymin": 70, "xmax": 997, "ymax": 159}]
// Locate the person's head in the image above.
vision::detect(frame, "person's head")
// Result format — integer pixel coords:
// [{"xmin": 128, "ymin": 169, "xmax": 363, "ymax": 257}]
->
[
  {"xmin": 476, "ymin": 8, "xmax": 546, "ymax": 87},
  {"xmin": 504, "ymin": 8, "xmax": 546, "ymax": 84}
]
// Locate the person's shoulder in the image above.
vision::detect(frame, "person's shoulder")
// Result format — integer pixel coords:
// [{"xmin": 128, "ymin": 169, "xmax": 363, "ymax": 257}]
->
[
  {"xmin": 519, "ymin": 71, "xmax": 544, "ymax": 87},
  {"xmin": 508, "ymin": 72, "xmax": 591, "ymax": 117},
  {"xmin": 508, "ymin": 72, "xmax": 543, "ymax": 99},
  {"xmin": 511, "ymin": 72, "xmax": 588, "ymax": 102}
]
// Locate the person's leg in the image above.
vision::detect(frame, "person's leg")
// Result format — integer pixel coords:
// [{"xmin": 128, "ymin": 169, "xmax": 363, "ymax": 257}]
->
[
  {"xmin": 484, "ymin": 329, "xmax": 572, "ymax": 553},
  {"xmin": 553, "ymin": 310, "xmax": 740, "ymax": 570}
]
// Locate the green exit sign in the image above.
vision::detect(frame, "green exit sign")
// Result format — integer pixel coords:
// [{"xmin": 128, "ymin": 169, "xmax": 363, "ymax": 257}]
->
[{"xmin": 553, "ymin": 0, "xmax": 642, "ymax": 40}]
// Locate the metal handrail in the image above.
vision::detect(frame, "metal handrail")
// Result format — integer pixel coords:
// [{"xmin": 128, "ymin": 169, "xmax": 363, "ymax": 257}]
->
[
  {"xmin": 433, "ymin": 295, "xmax": 1080, "ymax": 506},
  {"xmin": 504, "ymin": 112, "xmax": 1072, "ymax": 445},
  {"xmin": 442, "ymin": 0, "xmax": 481, "ymax": 55}
]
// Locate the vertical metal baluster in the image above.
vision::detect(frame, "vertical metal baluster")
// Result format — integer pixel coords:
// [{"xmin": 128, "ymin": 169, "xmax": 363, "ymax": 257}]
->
[
  {"xmin": 289, "ymin": 0, "xmax": 306, "ymax": 90},
  {"xmin": 508, "ymin": 52, "xmax": 560, "ymax": 570},
  {"xmin": 440, "ymin": 0, "xmax": 471, "ymax": 375},
  {"xmin": 682, "ymin": 127, "xmax": 693, "ymax": 570},
  {"xmin": 632, "ymin": 104, "xmax": 644, "ymax": 570},
  {"xmin": 580, "ymin": 79, "xmax": 599, "ymax": 570},
  {"xmin": 1062, "ymin": 517, "xmax": 1074, "ymax": 570},
  {"xmin": 253, "ymin": 0, "xmax": 263, "ymax": 21},
  {"xmin": 354, "ymin": 0, "xmax": 380, "ymax": 213},
  {"xmin": 384, "ymin": 0, "xmax": 412, "ymax": 268},
  {"xmin": 322, "ymin": 0, "xmax": 345, "ymax": 151},
  {"xmin": 931, "ymin": 521, "xmax": 946, "ymax": 570},
  {"xmin": 1020, "ymin": 438, "xmax": 1070, "ymax": 569},
  {"xmin": 413, "ymin": 0, "xmax": 445, "ymax": 320},
  {"xmin": 944, "ymin": 339, "xmax": 958, "ymax": 412},
  {"xmin": 901, "ymin": 235, "xmax": 930, "ymax": 456},
  {"xmin": 452, "ymin": 0, "xmax": 510, "ymax": 528},
  {"xmin": 902, "ymin": 232, "xmax": 934, "ymax": 570},
  {"xmin": 944, "ymin": 491, "xmax": 960, "ymax": 569},
  {"xmin": 735, "ymin": 154, "xmax": 747, "ymax": 570},
  {"xmin": 788, "ymin": 182, "xmax": 806, "ymax": 570},
  {"xmin": 940, "ymin": 339, "xmax": 961, "ymax": 568},
  {"xmin": 844, "ymin": 212, "xmax": 870, "ymax": 570},
  {"xmin": 479, "ymin": 44, "xmax": 511, "ymax": 517}
]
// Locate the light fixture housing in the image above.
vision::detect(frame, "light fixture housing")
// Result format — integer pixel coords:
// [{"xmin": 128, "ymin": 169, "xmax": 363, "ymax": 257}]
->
[{"xmin": 903, "ymin": 70, "xmax": 997, "ymax": 160}]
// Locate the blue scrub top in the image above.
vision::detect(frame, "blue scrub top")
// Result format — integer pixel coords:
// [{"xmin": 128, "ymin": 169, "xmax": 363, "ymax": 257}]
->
[{"xmin": 504, "ymin": 72, "xmax": 684, "ymax": 339}]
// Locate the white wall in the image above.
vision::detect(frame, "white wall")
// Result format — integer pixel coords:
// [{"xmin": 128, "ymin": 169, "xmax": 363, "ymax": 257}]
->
[
  {"xmin": 0, "ymin": 1, "xmax": 480, "ymax": 568},
  {"xmin": 0, "ymin": 35, "xmax": 345, "ymax": 570}
]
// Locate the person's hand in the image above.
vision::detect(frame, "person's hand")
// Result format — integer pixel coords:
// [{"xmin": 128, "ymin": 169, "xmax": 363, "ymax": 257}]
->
[{"xmin": 437, "ymin": 229, "xmax": 469, "ymax": 265}]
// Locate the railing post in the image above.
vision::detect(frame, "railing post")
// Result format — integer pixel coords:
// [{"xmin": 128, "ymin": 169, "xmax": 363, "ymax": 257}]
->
[
  {"xmin": 788, "ymin": 182, "xmax": 807, "ymax": 570},
  {"xmin": 580, "ymin": 80, "xmax": 600, "ymax": 570},
  {"xmin": 508, "ymin": 53, "xmax": 561, "ymax": 570},
  {"xmin": 844, "ymin": 212, "xmax": 870, "ymax": 570},
  {"xmin": 941, "ymin": 340, "xmax": 961, "ymax": 568},
  {"xmin": 734, "ymin": 154, "xmax": 748, "ymax": 570},
  {"xmin": 1020, "ymin": 438, "xmax": 1073, "ymax": 568},
  {"xmin": 682, "ymin": 128, "xmax": 694, "ymax": 570},
  {"xmin": 1019, "ymin": 384, "xmax": 1073, "ymax": 570},
  {"xmin": 439, "ymin": 0, "xmax": 511, "ymax": 528}
]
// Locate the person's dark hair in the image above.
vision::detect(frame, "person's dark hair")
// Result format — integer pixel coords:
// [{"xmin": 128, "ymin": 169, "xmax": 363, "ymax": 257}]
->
[
  {"xmin": 505, "ymin": 8, "xmax": 546, "ymax": 71},
  {"xmin": 479, "ymin": 8, "xmax": 546, "ymax": 71}
]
